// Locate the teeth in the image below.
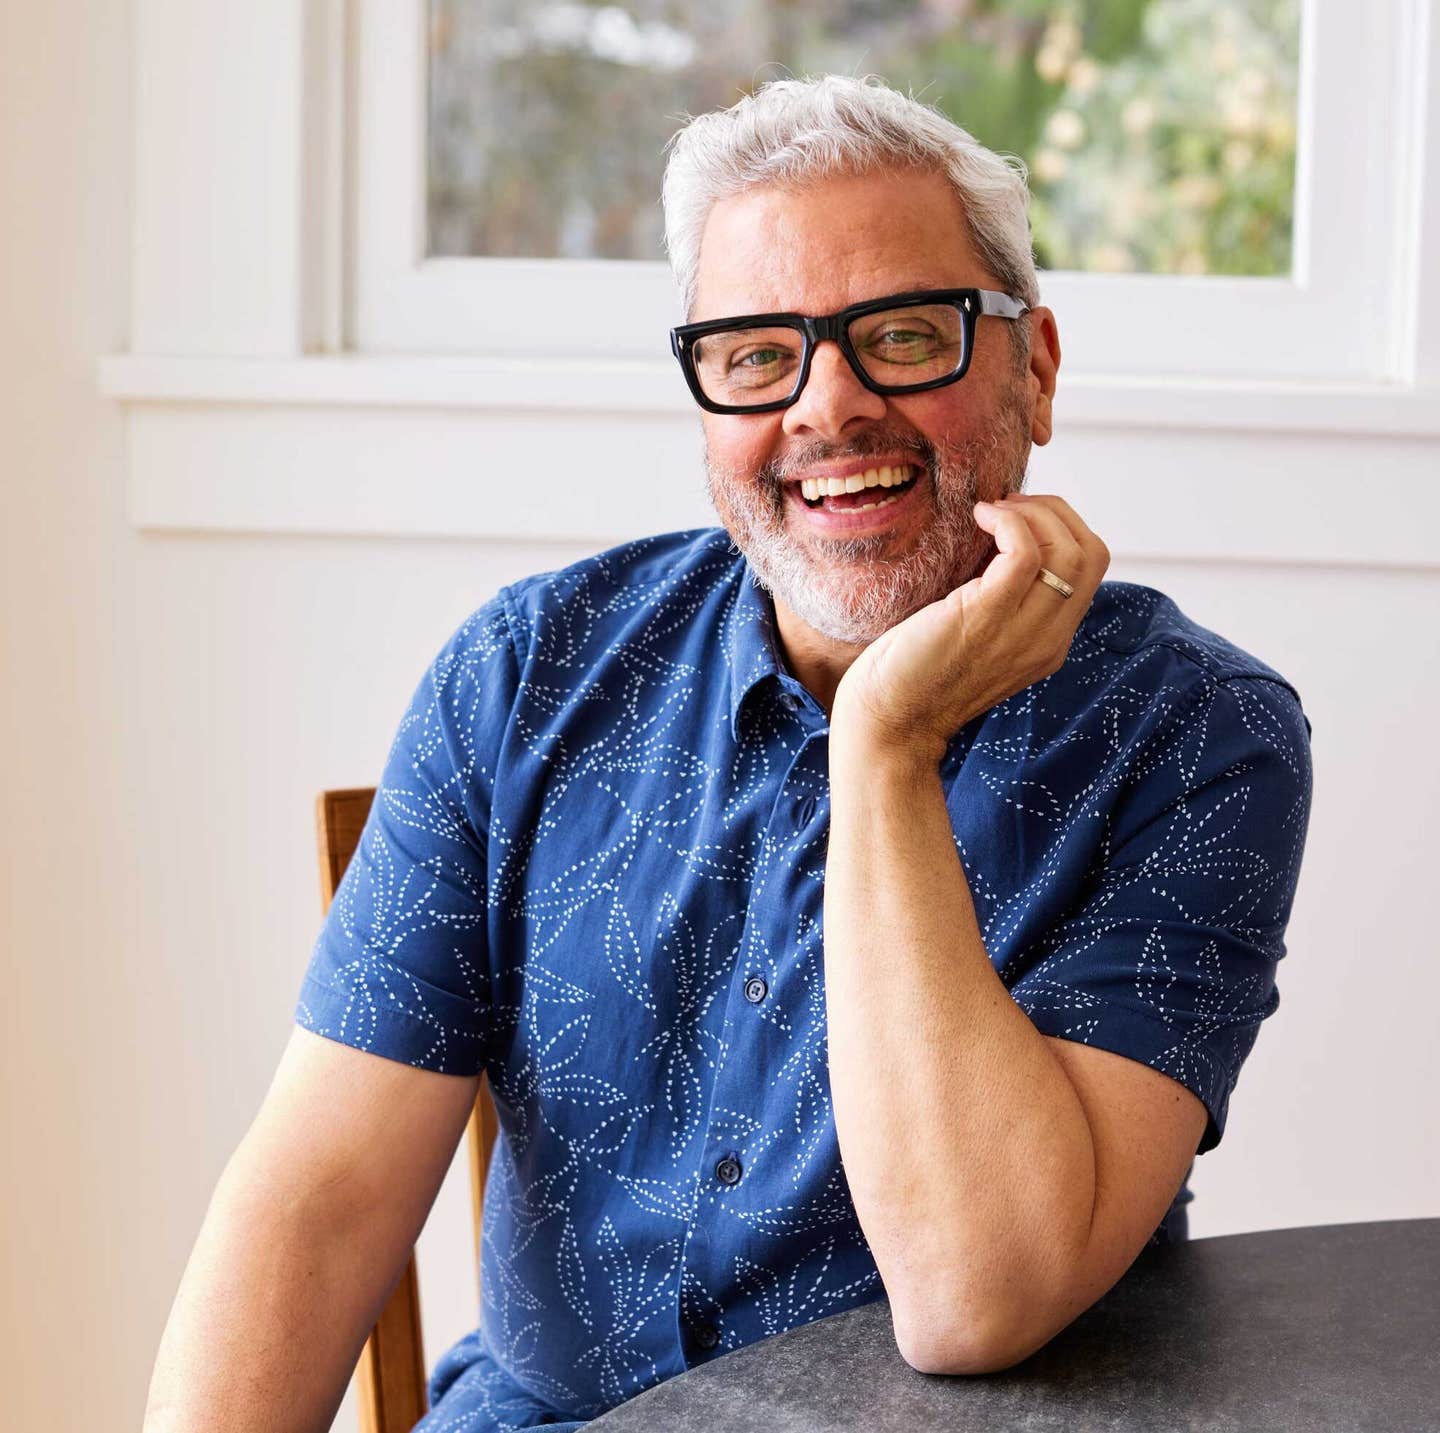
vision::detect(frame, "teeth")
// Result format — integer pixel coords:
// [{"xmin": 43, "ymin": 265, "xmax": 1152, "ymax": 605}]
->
[
  {"xmin": 852, "ymin": 491, "xmax": 904, "ymax": 512},
  {"xmin": 798, "ymin": 465, "xmax": 913, "ymax": 502}
]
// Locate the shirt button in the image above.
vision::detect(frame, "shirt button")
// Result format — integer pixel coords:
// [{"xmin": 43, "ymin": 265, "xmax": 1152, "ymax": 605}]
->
[
  {"xmin": 744, "ymin": 976, "xmax": 768, "ymax": 1004},
  {"xmin": 715, "ymin": 1156, "xmax": 742, "ymax": 1186},
  {"xmin": 694, "ymin": 1321, "xmax": 720, "ymax": 1350},
  {"xmin": 795, "ymin": 793, "xmax": 818, "ymax": 826},
  {"xmin": 780, "ymin": 692, "xmax": 801, "ymax": 712}
]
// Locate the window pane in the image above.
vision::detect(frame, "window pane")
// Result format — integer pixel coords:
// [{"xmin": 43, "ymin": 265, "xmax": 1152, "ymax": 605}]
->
[{"xmin": 427, "ymin": 0, "xmax": 1300, "ymax": 278}]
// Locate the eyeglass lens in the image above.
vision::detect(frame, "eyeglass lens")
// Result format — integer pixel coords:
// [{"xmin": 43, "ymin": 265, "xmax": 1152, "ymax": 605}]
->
[{"xmin": 689, "ymin": 300, "xmax": 968, "ymax": 408}]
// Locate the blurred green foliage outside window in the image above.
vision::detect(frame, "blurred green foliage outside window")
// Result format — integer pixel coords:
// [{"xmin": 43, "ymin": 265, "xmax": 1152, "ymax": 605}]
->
[{"xmin": 427, "ymin": 0, "xmax": 1299, "ymax": 278}]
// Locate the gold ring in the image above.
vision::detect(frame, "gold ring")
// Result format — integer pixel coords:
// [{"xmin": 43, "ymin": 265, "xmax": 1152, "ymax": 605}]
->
[{"xmin": 1037, "ymin": 567, "xmax": 1075, "ymax": 599}]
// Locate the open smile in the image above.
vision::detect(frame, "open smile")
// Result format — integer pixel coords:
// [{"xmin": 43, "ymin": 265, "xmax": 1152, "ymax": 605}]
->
[{"xmin": 784, "ymin": 462, "xmax": 925, "ymax": 532}]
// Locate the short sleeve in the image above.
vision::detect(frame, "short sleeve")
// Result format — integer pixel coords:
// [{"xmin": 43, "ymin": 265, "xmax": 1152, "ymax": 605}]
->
[
  {"xmin": 294, "ymin": 596, "xmax": 520, "ymax": 1075},
  {"xmin": 1010, "ymin": 673, "xmax": 1314, "ymax": 1154}
]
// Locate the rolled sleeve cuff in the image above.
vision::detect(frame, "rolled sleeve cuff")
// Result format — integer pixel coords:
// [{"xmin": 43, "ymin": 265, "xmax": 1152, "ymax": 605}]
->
[
  {"xmin": 1014, "ymin": 984, "xmax": 1251, "ymax": 1154},
  {"xmin": 294, "ymin": 970, "xmax": 490, "ymax": 1076}
]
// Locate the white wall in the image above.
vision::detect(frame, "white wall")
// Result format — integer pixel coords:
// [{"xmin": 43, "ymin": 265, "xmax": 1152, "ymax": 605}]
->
[{"xmin": 1, "ymin": 4, "xmax": 1436, "ymax": 1433}]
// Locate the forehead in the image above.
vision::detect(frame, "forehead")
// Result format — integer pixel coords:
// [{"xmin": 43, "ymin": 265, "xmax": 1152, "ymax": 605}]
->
[{"xmin": 691, "ymin": 167, "xmax": 994, "ymax": 320}]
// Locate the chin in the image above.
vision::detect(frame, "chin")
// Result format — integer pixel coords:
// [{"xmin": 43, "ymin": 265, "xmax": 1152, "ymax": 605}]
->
[
  {"xmin": 706, "ymin": 432, "xmax": 1020, "ymax": 646},
  {"xmin": 745, "ymin": 528, "xmax": 978, "ymax": 645}
]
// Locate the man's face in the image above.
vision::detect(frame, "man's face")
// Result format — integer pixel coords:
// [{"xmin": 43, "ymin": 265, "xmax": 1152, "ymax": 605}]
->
[{"xmin": 692, "ymin": 167, "xmax": 1055, "ymax": 646}]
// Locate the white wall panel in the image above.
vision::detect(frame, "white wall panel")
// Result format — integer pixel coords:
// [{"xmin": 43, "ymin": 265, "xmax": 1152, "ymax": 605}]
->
[
  {"xmin": 132, "ymin": 0, "xmax": 307, "ymax": 354},
  {"xmin": 107, "ymin": 398, "xmax": 1440, "ymax": 572}
]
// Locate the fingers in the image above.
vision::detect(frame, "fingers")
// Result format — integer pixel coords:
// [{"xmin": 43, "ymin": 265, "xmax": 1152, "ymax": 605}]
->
[
  {"xmin": 976, "ymin": 493, "xmax": 1109, "ymax": 637},
  {"xmin": 975, "ymin": 496, "xmax": 1084, "ymax": 599},
  {"xmin": 1004, "ymin": 493, "xmax": 1110, "ymax": 569},
  {"xmin": 993, "ymin": 495, "xmax": 1085, "ymax": 569},
  {"xmin": 972, "ymin": 500, "xmax": 1046, "ymax": 616}
]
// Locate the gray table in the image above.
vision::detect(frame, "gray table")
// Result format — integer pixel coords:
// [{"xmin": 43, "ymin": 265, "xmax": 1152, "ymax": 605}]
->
[{"xmin": 588, "ymin": 1219, "xmax": 1439, "ymax": 1431}]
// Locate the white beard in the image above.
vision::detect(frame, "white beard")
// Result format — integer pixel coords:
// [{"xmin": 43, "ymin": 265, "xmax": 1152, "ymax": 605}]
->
[{"xmin": 704, "ymin": 397, "xmax": 1030, "ymax": 646}]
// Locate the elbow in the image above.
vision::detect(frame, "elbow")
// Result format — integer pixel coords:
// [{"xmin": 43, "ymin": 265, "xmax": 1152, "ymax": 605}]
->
[
  {"xmin": 899, "ymin": 1329, "xmax": 1043, "ymax": 1378},
  {"xmin": 897, "ymin": 1332, "xmax": 1024, "ymax": 1379},
  {"xmin": 894, "ymin": 1298, "xmax": 1051, "ymax": 1377}
]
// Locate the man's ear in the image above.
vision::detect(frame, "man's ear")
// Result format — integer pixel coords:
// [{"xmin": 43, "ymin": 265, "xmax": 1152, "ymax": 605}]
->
[{"xmin": 1025, "ymin": 306, "xmax": 1061, "ymax": 446}]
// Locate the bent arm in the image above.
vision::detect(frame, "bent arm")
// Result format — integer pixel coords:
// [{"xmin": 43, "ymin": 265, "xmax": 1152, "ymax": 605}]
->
[
  {"xmin": 143, "ymin": 1026, "xmax": 483, "ymax": 1433},
  {"xmin": 823, "ymin": 741, "xmax": 1095, "ymax": 1369},
  {"xmin": 824, "ymin": 738, "xmax": 1208, "ymax": 1375}
]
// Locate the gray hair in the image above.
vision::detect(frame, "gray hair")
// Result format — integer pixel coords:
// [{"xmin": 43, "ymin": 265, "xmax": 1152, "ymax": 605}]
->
[{"xmin": 661, "ymin": 74, "xmax": 1040, "ymax": 339}]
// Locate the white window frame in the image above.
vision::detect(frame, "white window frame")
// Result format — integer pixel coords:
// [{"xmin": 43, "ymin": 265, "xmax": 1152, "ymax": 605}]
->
[
  {"xmin": 99, "ymin": 0, "xmax": 1440, "ymax": 558},
  {"xmin": 356, "ymin": 0, "xmax": 1421, "ymax": 384}
]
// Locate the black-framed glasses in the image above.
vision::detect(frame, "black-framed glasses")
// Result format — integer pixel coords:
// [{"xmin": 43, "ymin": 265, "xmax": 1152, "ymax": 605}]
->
[{"xmin": 669, "ymin": 288, "xmax": 1029, "ymax": 415}]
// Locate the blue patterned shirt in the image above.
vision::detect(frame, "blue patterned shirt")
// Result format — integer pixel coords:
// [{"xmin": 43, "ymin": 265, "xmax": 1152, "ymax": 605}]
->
[{"xmin": 296, "ymin": 527, "xmax": 1314, "ymax": 1431}]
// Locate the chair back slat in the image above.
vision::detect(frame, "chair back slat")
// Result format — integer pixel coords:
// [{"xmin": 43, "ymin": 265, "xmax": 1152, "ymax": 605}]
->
[
  {"xmin": 316, "ymin": 789, "xmax": 378, "ymax": 911},
  {"xmin": 315, "ymin": 788, "xmax": 499, "ymax": 1433},
  {"xmin": 354, "ymin": 1261, "xmax": 426, "ymax": 1433}
]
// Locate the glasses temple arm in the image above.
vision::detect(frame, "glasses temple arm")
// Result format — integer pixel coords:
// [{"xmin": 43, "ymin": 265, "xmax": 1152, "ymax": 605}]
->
[{"xmin": 978, "ymin": 291, "xmax": 1030, "ymax": 319}]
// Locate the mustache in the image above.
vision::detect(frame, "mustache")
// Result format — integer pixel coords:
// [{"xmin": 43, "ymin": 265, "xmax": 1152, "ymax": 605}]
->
[{"xmin": 760, "ymin": 427, "xmax": 934, "ymax": 487}]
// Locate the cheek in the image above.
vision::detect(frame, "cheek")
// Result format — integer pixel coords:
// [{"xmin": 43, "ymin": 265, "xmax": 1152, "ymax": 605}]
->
[
  {"xmin": 908, "ymin": 389, "xmax": 1000, "ymax": 455},
  {"xmin": 703, "ymin": 415, "xmax": 780, "ymax": 476}
]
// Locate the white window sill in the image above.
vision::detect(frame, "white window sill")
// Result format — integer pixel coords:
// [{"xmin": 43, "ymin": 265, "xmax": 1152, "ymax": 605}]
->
[
  {"xmin": 100, "ymin": 355, "xmax": 1440, "ymax": 436},
  {"xmin": 96, "ymin": 355, "xmax": 1440, "ymax": 569}
]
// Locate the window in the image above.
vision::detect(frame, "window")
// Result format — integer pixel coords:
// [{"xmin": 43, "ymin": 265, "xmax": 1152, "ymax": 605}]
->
[
  {"xmin": 427, "ymin": 0, "xmax": 1301, "ymax": 281},
  {"xmin": 356, "ymin": 0, "xmax": 1415, "ymax": 383},
  {"xmin": 100, "ymin": 0, "xmax": 1439, "ymax": 551}
]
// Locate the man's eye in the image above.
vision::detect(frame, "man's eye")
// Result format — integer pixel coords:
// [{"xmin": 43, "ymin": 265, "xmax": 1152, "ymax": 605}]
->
[
  {"xmin": 734, "ymin": 347, "xmax": 786, "ymax": 369},
  {"xmin": 874, "ymin": 327, "xmax": 932, "ymax": 348}
]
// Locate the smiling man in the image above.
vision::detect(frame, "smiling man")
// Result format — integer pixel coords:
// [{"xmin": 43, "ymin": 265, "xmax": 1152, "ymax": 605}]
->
[
  {"xmin": 144, "ymin": 76, "xmax": 1314, "ymax": 1433},
  {"xmin": 680, "ymin": 162, "xmax": 1047, "ymax": 701}
]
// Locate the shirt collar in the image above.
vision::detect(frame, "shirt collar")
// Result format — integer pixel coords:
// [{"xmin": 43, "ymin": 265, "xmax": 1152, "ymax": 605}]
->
[{"xmin": 724, "ymin": 554, "xmax": 788, "ymax": 741}]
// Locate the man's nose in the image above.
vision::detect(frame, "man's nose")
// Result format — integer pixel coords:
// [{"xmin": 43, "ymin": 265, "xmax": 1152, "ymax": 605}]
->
[{"xmin": 781, "ymin": 340, "xmax": 887, "ymax": 440}]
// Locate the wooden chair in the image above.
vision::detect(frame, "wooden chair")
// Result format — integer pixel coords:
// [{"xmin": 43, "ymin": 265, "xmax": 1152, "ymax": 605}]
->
[{"xmin": 316, "ymin": 788, "xmax": 501, "ymax": 1433}]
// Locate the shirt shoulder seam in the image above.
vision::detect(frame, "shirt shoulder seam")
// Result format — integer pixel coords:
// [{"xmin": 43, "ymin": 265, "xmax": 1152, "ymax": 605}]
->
[{"xmin": 1087, "ymin": 632, "xmax": 1302, "ymax": 706}]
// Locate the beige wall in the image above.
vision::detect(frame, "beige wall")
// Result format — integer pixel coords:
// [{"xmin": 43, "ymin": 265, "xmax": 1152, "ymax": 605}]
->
[{"xmin": 2, "ymin": 4, "xmax": 1436, "ymax": 1432}]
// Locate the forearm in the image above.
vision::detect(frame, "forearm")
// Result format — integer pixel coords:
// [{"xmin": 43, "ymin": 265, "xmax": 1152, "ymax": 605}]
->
[
  {"xmin": 143, "ymin": 1142, "xmax": 390, "ymax": 1433},
  {"xmin": 823, "ymin": 740, "xmax": 1096, "ymax": 1369}
]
